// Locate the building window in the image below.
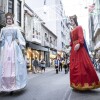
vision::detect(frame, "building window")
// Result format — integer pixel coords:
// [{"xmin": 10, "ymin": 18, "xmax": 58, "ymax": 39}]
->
[
  {"xmin": 17, "ymin": 0, "xmax": 21, "ymax": 26},
  {"xmin": 62, "ymin": 42, "xmax": 64, "ymax": 48},
  {"xmin": 0, "ymin": 0, "xmax": 3, "ymax": 7},
  {"xmin": 54, "ymin": 39, "xmax": 56, "ymax": 45},
  {"xmin": 8, "ymin": 0, "xmax": 14, "ymax": 14},
  {"xmin": 33, "ymin": 28, "xmax": 34, "ymax": 33},
  {"xmin": 44, "ymin": 0, "xmax": 46, "ymax": 5},
  {"xmin": 60, "ymin": 1, "xmax": 62, "ymax": 5},
  {"xmin": 45, "ymin": 33, "xmax": 49, "ymax": 41},
  {"xmin": 45, "ymin": 33, "xmax": 47, "ymax": 38},
  {"xmin": 63, "ymin": 25, "xmax": 65, "ymax": 30},
  {"xmin": 61, "ymin": 11, "xmax": 62, "ymax": 16},
  {"xmin": 61, "ymin": 31, "xmax": 63, "ymax": 35},
  {"xmin": 50, "ymin": 37, "xmax": 52, "ymax": 43},
  {"xmin": 61, "ymin": 21, "xmax": 62, "ymax": 27}
]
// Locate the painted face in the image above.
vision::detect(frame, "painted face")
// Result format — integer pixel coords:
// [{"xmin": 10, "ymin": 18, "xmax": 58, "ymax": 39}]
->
[
  {"xmin": 6, "ymin": 15, "xmax": 13, "ymax": 25},
  {"xmin": 70, "ymin": 18, "xmax": 76, "ymax": 26}
]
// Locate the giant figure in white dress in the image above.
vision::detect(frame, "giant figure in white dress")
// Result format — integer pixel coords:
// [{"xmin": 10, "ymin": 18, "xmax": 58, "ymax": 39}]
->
[{"xmin": 0, "ymin": 12, "xmax": 27, "ymax": 92}]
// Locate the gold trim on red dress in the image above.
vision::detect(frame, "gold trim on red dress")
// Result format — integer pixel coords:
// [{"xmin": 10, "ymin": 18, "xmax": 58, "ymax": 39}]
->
[{"xmin": 71, "ymin": 82, "xmax": 100, "ymax": 91}]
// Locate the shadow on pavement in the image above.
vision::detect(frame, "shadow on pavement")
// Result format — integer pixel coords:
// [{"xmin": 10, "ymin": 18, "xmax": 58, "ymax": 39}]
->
[
  {"xmin": 0, "ymin": 88, "xmax": 27, "ymax": 97},
  {"xmin": 72, "ymin": 89, "xmax": 100, "ymax": 94}
]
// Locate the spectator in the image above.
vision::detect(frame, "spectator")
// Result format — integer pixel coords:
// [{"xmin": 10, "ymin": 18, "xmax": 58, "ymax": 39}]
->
[
  {"xmin": 33, "ymin": 57, "xmax": 39, "ymax": 73},
  {"xmin": 54, "ymin": 58, "xmax": 60, "ymax": 74},
  {"xmin": 40, "ymin": 59, "xmax": 46, "ymax": 73}
]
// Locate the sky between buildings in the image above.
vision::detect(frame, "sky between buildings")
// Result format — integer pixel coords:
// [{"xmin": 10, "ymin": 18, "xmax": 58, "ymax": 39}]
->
[
  {"xmin": 62, "ymin": 0, "xmax": 91, "ymax": 44},
  {"xmin": 25, "ymin": 0, "xmax": 91, "ymax": 44}
]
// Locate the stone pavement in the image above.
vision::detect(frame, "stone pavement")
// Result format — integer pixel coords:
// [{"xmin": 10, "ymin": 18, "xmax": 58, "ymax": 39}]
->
[{"xmin": 28, "ymin": 67, "xmax": 55, "ymax": 80}]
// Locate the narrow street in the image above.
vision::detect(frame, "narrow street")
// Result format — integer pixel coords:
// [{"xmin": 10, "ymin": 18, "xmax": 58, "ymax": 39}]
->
[
  {"xmin": 65, "ymin": 72, "xmax": 100, "ymax": 100},
  {"xmin": 65, "ymin": 88, "xmax": 100, "ymax": 100},
  {"xmin": 0, "ymin": 68, "xmax": 100, "ymax": 100},
  {"xmin": 0, "ymin": 68, "xmax": 70, "ymax": 100}
]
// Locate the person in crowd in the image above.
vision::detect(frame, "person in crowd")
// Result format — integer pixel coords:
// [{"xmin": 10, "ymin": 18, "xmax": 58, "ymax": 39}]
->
[
  {"xmin": 40, "ymin": 59, "xmax": 46, "ymax": 73},
  {"xmin": 33, "ymin": 57, "xmax": 39, "ymax": 73},
  {"xmin": 24, "ymin": 52, "xmax": 29, "ymax": 69},
  {"xmin": 69, "ymin": 15, "xmax": 100, "ymax": 90},
  {"xmin": 54, "ymin": 57, "xmax": 60, "ymax": 74},
  {"xmin": 62, "ymin": 59, "xmax": 65, "ymax": 68},
  {"xmin": 97, "ymin": 58, "xmax": 100, "ymax": 72},
  {"xmin": 26, "ymin": 58, "xmax": 30, "ymax": 68},
  {"xmin": 59, "ymin": 59, "xmax": 62, "ymax": 71},
  {"xmin": 63, "ymin": 59, "xmax": 69, "ymax": 74},
  {"xmin": 0, "ymin": 12, "xmax": 27, "ymax": 94},
  {"xmin": 32, "ymin": 58, "xmax": 36, "ymax": 73}
]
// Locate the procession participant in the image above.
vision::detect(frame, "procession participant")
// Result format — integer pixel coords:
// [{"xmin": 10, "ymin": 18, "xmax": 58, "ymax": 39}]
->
[
  {"xmin": 69, "ymin": 15, "xmax": 100, "ymax": 90},
  {"xmin": 0, "ymin": 12, "xmax": 27, "ymax": 93}
]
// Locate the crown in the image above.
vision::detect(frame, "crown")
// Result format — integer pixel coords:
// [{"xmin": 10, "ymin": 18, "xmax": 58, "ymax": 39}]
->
[
  {"xmin": 5, "ymin": 12, "xmax": 14, "ymax": 18},
  {"xmin": 70, "ymin": 15, "xmax": 77, "ymax": 19}
]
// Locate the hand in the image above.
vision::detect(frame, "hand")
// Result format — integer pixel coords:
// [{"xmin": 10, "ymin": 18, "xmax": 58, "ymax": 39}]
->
[{"xmin": 74, "ymin": 43, "xmax": 80, "ymax": 51}]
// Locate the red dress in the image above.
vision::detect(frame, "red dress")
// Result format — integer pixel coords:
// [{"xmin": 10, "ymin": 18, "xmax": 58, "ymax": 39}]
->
[{"xmin": 70, "ymin": 26, "xmax": 100, "ymax": 90}]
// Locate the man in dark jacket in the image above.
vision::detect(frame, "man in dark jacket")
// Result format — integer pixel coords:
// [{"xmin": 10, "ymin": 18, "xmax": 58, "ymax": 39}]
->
[{"xmin": 33, "ymin": 57, "xmax": 39, "ymax": 73}]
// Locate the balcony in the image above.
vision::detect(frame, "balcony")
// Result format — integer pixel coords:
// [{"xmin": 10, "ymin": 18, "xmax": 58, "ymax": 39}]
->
[
  {"xmin": 0, "ymin": 10, "xmax": 6, "ymax": 26},
  {"xmin": 54, "ymin": 45, "xmax": 57, "ymax": 50},
  {"xmin": 32, "ymin": 34, "xmax": 42, "ymax": 44},
  {"xmin": 44, "ymin": 40, "xmax": 50, "ymax": 47},
  {"xmin": 50, "ymin": 43, "xmax": 54, "ymax": 49}
]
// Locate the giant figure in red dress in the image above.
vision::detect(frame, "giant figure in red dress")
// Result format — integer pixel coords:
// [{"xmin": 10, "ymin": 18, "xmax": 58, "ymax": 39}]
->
[{"xmin": 69, "ymin": 15, "xmax": 100, "ymax": 90}]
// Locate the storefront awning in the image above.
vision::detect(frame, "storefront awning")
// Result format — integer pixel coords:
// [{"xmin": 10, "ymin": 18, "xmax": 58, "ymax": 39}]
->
[
  {"xmin": 27, "ymin": 42, "xmax": 49, "ymax": 52},
  {"xmin": 94, "ymin": 41, "xmax": 100, "ymax": 50},
  {"xmin": 50, "ymin": 54, "xmax": 56, "ymax": 59},
  {"xmin": 50, "ymin": 50, "xmax": 57, "ymax": 59}
]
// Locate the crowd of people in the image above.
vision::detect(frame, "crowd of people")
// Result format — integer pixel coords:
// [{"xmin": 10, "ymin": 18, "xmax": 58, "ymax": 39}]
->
[
  {"xmin": 32, "ymin": 57, "xmax": 46, "ymax": 74},
  {"xmin": 54, "ymin": 57, "xmax": 70, "ymax": 74}
]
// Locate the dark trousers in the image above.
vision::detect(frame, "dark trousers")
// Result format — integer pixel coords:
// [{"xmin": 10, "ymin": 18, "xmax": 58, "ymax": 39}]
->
[
  {"xmin": 41, "ymin": 67, "xmax": 45, "ymax": 72},
  {"xmin": 55, "ymin": 65, "xmax": 58, "ymax": 74},
  {"xmin": 59, "ymin": 63, "xmax": 62, "ymax": 71},
  {"xmin": 63, "ymin": 64, "xmax": 69, "ymax": 74}
]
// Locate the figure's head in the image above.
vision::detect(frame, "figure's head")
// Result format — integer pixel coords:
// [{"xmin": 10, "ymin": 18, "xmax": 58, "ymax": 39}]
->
[
  {"xmin": 70, "ymin": 15, "xmax": 78, "ymax": 26},
  {"xmin": 5, "ymin": 12, "xmax": 14, "ymax": 25}
]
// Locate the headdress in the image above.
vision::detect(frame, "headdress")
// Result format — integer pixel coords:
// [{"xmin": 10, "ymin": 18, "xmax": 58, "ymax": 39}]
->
[
  {"xmin": 69, "ymin": 15, "xmax": 77, "ymax": 20},
  {"xmin": 5, "ymin": 12, "xmax": 14, "ymax": 18},
  {"xmin": 69, "ymin": 15, "xmax": 78, "ymax": 26},
  {"xmin": 5, "ymin": 12, "xmax": 14, "ymax": 23}
]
